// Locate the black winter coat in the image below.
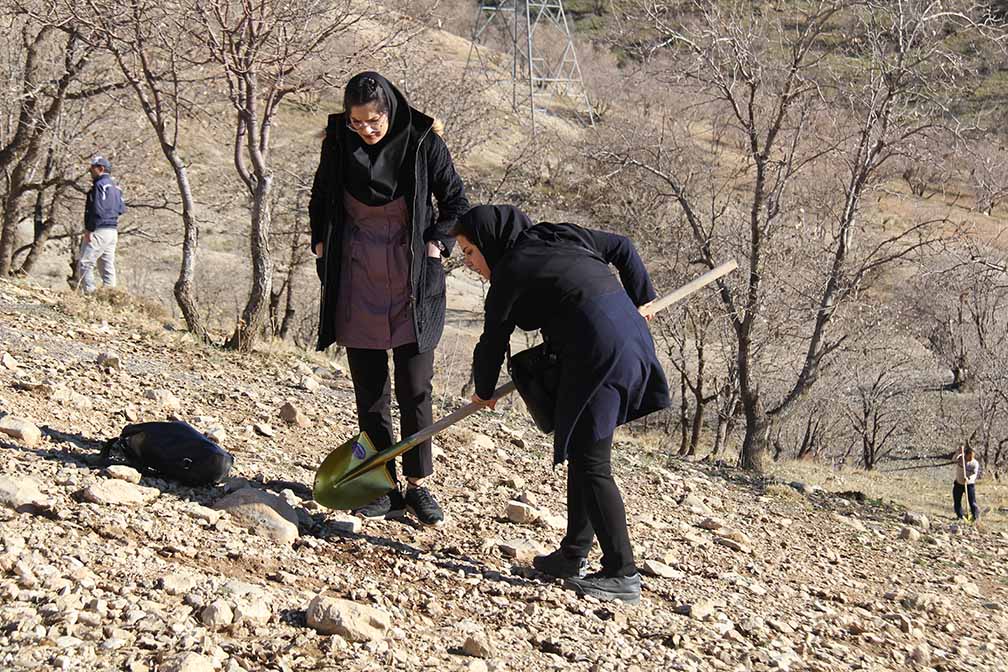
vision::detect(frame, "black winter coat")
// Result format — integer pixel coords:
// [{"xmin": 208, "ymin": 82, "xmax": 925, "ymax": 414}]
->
[{"xmin": 309, "ymin": 110, "xmax": 469, "ymax": 353}]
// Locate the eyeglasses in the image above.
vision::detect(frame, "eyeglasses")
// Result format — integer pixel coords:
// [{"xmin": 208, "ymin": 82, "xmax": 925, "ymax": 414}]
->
[{"xmin": 347, "ymin": 113, "xmax": 386, "ymax": 132}]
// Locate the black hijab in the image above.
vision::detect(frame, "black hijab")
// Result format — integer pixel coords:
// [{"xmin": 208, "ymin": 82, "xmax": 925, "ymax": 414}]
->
[
  {"xmin": 342, "ymin": 72, "xmax": 412, "ymax": 206},
  {"xmin": 459, "ymin": 205, "xmax": 534, "ymax": 270}
]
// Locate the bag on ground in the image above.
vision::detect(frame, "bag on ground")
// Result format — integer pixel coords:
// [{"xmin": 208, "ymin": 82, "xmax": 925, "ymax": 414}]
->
[{"xmin": 102, "ymin": 421, "xmax": 233, "ymax": 485}]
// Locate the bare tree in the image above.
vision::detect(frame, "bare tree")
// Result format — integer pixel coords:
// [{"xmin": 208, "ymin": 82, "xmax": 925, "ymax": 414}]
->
[
  {"xmin": 598, "ymin": 0, "xmax": 978, "ymax": 471},
  {"xmin": 187, "ymin": 0, "xmax": 407, "ymax": 351}
]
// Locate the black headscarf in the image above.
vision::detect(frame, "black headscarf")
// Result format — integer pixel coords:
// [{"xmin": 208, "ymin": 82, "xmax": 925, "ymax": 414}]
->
[
  {"xmin": 342, "ymin": 72, "xmax": 412, "ymax": 206},
  {"xmin": 458, "ymin": 205, "xmax": 534, "ymax": 270}
]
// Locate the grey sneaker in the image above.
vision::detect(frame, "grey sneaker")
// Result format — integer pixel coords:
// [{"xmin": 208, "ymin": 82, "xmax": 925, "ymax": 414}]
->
[
  {"xmin": 565, "ymin": 572, "xmax": 641, "ymax": 604},
  {"xmin": 352, "ymin": 490, "xmax": 405, "ymax": 520},
  {"xmin": 404, "ymin": 486, "xmax": 445, "ymax": 527},
  {"xmin": 533, "ymin": 549, "xmax": 588, "ymax": 579}
]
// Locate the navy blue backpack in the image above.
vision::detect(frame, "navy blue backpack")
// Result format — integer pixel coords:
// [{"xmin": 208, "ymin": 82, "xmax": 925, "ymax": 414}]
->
[{"xmin": 102, "ymin": 421, "xmax": 233, "ymax": 486}]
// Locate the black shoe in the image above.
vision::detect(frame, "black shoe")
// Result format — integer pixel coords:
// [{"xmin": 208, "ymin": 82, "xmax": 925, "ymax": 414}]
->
[
  {"xmin": 565, "ymin": 572, "xmax": 641, "ymax": 604},
  {"xmin": 352, "ymin": 490, "xmax": 405, "ymax": 520},
  {"xmin": 533, "ymin": 549, "xmax": 588, "ymax": 579},
  {"xmin": 404, "ymin": 486, "xmax": 445, "ymax": 527}
]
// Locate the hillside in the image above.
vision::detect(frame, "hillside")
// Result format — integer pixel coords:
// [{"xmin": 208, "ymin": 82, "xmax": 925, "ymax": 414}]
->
[{"xmin": 2, "ymin": 278, "xmax": 1007, "ymax": 671}]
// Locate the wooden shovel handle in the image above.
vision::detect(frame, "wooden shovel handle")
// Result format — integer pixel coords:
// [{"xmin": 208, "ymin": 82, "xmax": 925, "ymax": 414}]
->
[{"xmin": 639, "ymin": 260, "xmax": 737, "ymax": 318}]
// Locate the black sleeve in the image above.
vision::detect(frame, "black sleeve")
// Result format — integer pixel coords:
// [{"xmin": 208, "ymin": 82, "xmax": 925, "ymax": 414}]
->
[
  {"xmin": 84, "ymin": 188, "xmax": 96, "ymax": 232},
  {"xmin": 585, "ymin": 228, "xmax": 657, "ymax": 307},
  {"xmin": 424, "ymin": 133, "xmax": 469, "ymax": 257},
  {"xmin": 472, "ymin": 271, "xmax": 519, "ymax": 400},
  {"xmin": 308, "ymin": 139, "xmax": 333, "ymax": 251}
]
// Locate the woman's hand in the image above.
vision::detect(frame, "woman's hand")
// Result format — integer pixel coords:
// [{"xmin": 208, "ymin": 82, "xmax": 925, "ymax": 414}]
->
[
  {"xmin": 471, "ymin": 393, "xmax": 497, "ymax": 410},
  {"xmin": 638, "ymin": 300, "xmax": 655, "ymax": 321},
  {"xmin": 314, "ymin": 242, "xmax": 324, "ymax": 258},
  {"xmin": 426, "ymin": 241, "xmax": 442, "ymax": 259}
]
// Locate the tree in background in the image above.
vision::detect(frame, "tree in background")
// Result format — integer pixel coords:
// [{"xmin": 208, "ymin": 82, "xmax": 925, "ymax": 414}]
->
[{"xmin": 597, "ymin": 0, "xmax": 985, "ymax": 471}]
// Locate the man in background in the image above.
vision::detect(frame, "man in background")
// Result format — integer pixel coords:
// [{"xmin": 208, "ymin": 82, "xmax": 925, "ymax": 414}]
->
[
  {"xmin": 953, "ymin": 445, "xmax": 982, "ymax": 522},
  {"xmin": 78, "ymin": 155, "xmax": 126, "ymax": 293}
]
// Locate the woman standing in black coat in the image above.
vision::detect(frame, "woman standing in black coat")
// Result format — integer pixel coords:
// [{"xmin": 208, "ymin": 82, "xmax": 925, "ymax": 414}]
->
[
  {"xmin": 309, "ymin": 72, "xmax": 470, "ymax": 526},
  {"xmin": 455, "ymin": 205, "xmax": 671, "ymax": 604}
]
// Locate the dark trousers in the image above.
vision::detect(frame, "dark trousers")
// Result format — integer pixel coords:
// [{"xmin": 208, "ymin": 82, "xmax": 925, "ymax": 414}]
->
[
  {"xmin": 953, "ymin": 482, "xmax": 979, "ymax": 520},
  {"xmin": 346, "ymin": 343, "xmax": 434, "ymax": 484},
  {"xmin": 559, "ymin": 419, "xmax": 636, "ymax": 577}
]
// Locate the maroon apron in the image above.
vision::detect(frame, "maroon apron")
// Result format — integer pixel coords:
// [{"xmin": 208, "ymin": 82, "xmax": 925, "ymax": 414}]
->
[{"xmin": 333, "ymin": 192, "xmax": 415, "ymax": 349}]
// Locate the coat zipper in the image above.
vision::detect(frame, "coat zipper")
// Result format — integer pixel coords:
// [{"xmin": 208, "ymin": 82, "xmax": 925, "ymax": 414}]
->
[{"xmin": 410, "ymin": 123, "xmax": 434, "ymax": 337}]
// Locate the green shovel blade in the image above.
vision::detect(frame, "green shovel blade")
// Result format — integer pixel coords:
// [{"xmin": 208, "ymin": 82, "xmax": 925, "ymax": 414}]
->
[{"xmin": 313, "ymin": 432, "xmax": 396, "ymax": 510}]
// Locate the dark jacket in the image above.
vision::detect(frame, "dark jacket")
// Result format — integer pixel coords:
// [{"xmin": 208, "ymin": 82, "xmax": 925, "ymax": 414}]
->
[
  {"xmin": 84, "ymin": 174, "xmax": 126, "ymax": 231},
  {"xmin": 309, "ymin": 110, "xmax": 469, "ymax": 353},
  {"xmin": 472, "ymin": 223, "xmax": 671, "ymax": 463}
]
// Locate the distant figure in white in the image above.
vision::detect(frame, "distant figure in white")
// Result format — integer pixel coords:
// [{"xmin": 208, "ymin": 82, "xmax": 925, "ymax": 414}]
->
[
  {"xmin": 953, "ymin": 446, "xmax": 981, "ymax": 521},
  {"xmin": 78, "ymin": 156, "xmax": 126, "ymax": 293}
]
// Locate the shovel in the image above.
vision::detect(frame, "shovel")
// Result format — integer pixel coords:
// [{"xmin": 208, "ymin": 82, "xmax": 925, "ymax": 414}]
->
[{"xmin": 313, "ymin": 259, "xmax": 738, "ymax": 510}]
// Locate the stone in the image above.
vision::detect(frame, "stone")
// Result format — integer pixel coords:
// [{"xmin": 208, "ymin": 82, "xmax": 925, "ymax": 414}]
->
[
  {"xmin": 326, "ymin": 513, "xmax": 362, "ymax": 534},
  {"xmin": 97, "ymin": 352, "xmax": 121, "ymax": 369},
  {"xmin": 300, "ymin": 376, "xmax": 321, "ymax": 392},
  {"xmin": 498, "ymin": 539, "xmax": 545, "ymax": 563},
  {"xmin": 162, "ymin": 652, "xmax": 216, "ymax": 672},
  {"xmin": 306, "ymin": 595, "xmax": 391, "ymax": 642},
  {"xmin": 206, "ymin": 427, "xmax": 227, "ymax": 445},
  {"xmin": 0, "ymin": 415, "xmax": 42, "ymax": 447},
  {"xmin": 80, "ymin": 479, "xmax": 159, "ymax": 506},
  {"xmin": 909, "ymin": 642, "xmax": 931, "ymax": 666},
  {"xmin": 213, "ymin": 488, "xmax": 300, "ymax": 544},
  {"xmin": 714, "ymin": 537, "xmax": 752, "ymax": 554},
  {"xmin": 466, "ymin": 661, "xmax": 489, "ymax": 672},
  {"xmin": 253, "ymin": 423, "xmax": 274, "ymax": 437},
  {"xmin": 471, "ymin": 433, "xmax": 495, "ymax": 451},
  {"xmin": 506, "ymin": 500, "xmax": 538, "ymax": 524},
  {"xmin": 639, "ymin": 559, "xmax": 684, "ymax": 579},
  {"xmin": 676, "ymin": 600, "xmax": 716, "ymax": 621},
  {"xmin": 280, "ymin": 402, "xmax": 311, "ymax": 427},
  {"xmin": 832, "ymin": 513, "xmax": 867, "ymax": 532},
  {"xmin": 902, "ymin": 512, "xmax": 930, "ymax": 530},
  {"xmin": 698, "ymin": 517, "xmax": 725, "ymax": 531},
  {"xmin": 682, "ymin": 494, "xmax": 711, "ymax": 515},
  {"xmin": 537, "ymin": 511, "xmax": 566, "ymax": 530},
  {"xmin": 200, "ymin": 599, "xmax": 233, "ymax": 628},
  {"xmin": 234, "ymin": 597, "xmax": 271, "ymax": 625},
  {"xmin": 159, "ymin": 574, "xmax": 198, "ymax": 596},
  {"xmin": 0, "ymin": 475, "xmax": 48, "ymax": 512},
  {"xmin": 463, "ymin": 632, "xmax": 494, "ymax": 658},
  {"xmin": 105, "ymin": 465, "xmax": 142, "ymax": 484},
  {"xmin": 144, "ymin": 389, "xmax": 182, "ymax": 411},
  {"xmin": 1, "ymin": 352, "xmax": 18, "ymax": 369},
  {"xmin": 900, "ymin": 527, "xmax": 921, "ymax": 542},
  {"xmin": 502, "ymin": 474, "xmax": 525, "ymax": 489}
]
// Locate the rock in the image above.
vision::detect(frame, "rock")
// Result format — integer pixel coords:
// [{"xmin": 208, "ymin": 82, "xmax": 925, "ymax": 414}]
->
[
  {"xmin": 97, "ymin": 352, "xmax": 121, "ymax": 369},
  {"xmin": 681, "ymin": 494, "xmax": 711, "ymax": 515},
  {"xmin": 698, "ymin": 517, "xmax": 725, "ymax": 531},
  {"xmin": 789, "ymin": 481, "xmax": 819, "ymax": 495},
  {"xmin": 902, "ymin": 512, "xmax": 930, "ymax": 530},
  {"xmin": 676, "ymin": 600, "xmax": 715, "ymax": 621},
  {"xmin": 105, "ymin": 465, "xmax": 142, "ymax": 484},
  {"xmin": 0, "ymin": 415, "xmax": 42, "ymax": 447},
  {"xmin": 200, "ymin": 599, "xmax": 233, "ymax": 628},
  {"xmin": 832, "ymin": 513, "xmax": 867, "ymax": 532},
  {"xmin": 326, "ymin": 513, "xmax": 362, "ymax": 534},
  {"xmin": 253, "ymin": 423, "xmax": 274, "ymax": 437},
  {"xmin": 463, "ymin": 632, "xmax": 494, "ymax": 658},
  {"xmin": 909, "ymin": 642, "xmax": 931, "ymax": 666},
  {"xmin": 306, "ymin": 595, "xmax": 391, "ymax": 642},
  {"xmin": 159, "ymin": 574, "xmax": 199, "ymax": 596},
  {"xmin": 162, "ymin": 652, "xmax": 216, "ymax": 672},
  {"xmin": 506, "ymin": 500, "xmax": 538, "ymax": 524},
  {"xmin": 280, "ymin": 402, "xmax": 311, "ymax": 427},
  {"xmin": 714, "ymin": 536, "xmax": 752, "ymax": 553},
  {"xmin": 537, "ymin": 511, "xmax": 566, "ymax": 530},
  {"xmin": 639, "ymin": 559, "xmax": 684, "ymax": 579},
  {"xmin": 1, "ymin": 352, "xmax": 18, "ymax": 370},
  {"xmin": 471, "ymin": 433, "xmax": 495, "ymax": 451},
  {"xmin": 899, "ymin": 527, "xmax": 921, "ymax": 542},
  {"xmin": 206, "ymin": 427, "xmax": 227, "ymax": 444},
  {"xmin": 213, "ymin": 488, "xmax": 300, "ymax": 544},
  {"xmin": 80, "ymin": 479, "xmax": 159, "ymax": 506},
  {"xmin": 0, "ymin": 475, "xmax": 48, "ymax": 512},
  {"xmin": 498, "ymin": 539, "xmax": 545, "ymax": 563},
  {"xmin": 234, "ymin": 597, "xmax": 271, "ymax": 625},
  {"xmin": 466, "ymin": 661, "xmax": 489, "ymax": 672},
  {"xmin": 145, "ymin": 389, "xmax": 182, "ymax": 411},
  {"xmin": 300, "ymin": 375, "xmax": 321, "ymax": 392}
]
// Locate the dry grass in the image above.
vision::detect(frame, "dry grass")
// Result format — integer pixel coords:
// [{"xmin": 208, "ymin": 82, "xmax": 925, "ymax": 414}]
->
[{"xmin": 770, "ymin": 459, "xmax": 1008, "ymax": 532}]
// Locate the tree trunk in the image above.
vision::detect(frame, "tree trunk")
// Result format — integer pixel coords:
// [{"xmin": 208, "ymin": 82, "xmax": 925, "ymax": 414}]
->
[
  {"xmin": 226, "ymin": 175, "xmax": 273, "ymax": 351},
  {"xmin": 739, "ymin": 390, "xmax": 768, "ymax": 472}
]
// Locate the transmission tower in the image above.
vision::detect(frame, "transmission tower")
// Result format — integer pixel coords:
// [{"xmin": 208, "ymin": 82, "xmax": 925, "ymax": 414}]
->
[{"xmin": 465, "ymin": 0, "xmax": 595, "ymax": 131}]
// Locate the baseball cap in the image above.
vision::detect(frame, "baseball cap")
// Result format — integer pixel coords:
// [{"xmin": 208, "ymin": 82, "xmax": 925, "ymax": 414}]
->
[{"xmin": 90, "ymin": 155, "xmax": 112, "ymax": 172}]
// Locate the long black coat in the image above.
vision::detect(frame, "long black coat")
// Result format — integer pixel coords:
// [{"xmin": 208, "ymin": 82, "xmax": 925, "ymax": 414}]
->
[
  {"xmin": 472, "ymin": 223, "xmax": 671, "ymax": 464},
  {"xmin": 309, "ymin": 106, "xmax": 469, "ymax": 353}
]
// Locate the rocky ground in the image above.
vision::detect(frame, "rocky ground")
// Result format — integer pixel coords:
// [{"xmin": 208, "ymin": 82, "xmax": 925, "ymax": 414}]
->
[{"xmin": 1, "ymin": 278, "xmax": 1007, "ymax": 672}]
